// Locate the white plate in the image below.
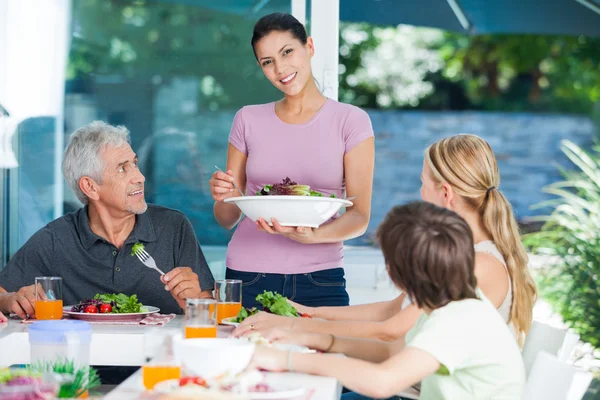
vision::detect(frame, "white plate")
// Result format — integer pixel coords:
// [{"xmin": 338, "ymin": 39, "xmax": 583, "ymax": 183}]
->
[
  {"xmin": 224, "ymin": 195, "xmax": 353, "ymax": 228},
  {"xmin": 220, "ymin": 316, "xmax": 240, "ymax": 327},
  {"xmin": 153, "ymin": 379, "xmax": 306, "ymax": 400},
  {"xmin": 63, "ymin": 306, "xmax": 159, "ymax": 322}
]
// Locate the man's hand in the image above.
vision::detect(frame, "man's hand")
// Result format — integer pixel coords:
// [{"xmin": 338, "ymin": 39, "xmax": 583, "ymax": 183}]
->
[
  {"xmin": 161, "ymin": 267, "xmax": 213, "ymax": 309},
  {"xmin": 0, "ymin": 284, "xmax": 45, "ymax": 319}
]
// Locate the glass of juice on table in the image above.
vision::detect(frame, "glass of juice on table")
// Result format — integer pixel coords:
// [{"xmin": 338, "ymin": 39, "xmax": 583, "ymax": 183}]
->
[
  {"xmin": 215, "ymin": 279, "xmax": 242, "ymax": 324},
  {"xmin": 34, "ymin": 277, "xmax": 63, "ymax": 320},
  {"xmin": 142, "ymin": 331, "xmax": 181, "ymax": 390},
  {"xmin": 185, "ymin": 298, "xmax": 217, "ymax": 338}
]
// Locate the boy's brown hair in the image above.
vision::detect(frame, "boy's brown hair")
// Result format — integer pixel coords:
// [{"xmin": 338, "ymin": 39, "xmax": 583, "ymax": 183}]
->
[{"xmin": 377, "ymin": 201, "xmax": 478, "ymax": 310}]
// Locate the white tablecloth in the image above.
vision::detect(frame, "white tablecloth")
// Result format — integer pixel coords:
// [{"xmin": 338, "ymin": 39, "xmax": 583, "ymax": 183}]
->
[{"xmin": 0, "ymin": 316, "xmax": 341, "ymax": 399}]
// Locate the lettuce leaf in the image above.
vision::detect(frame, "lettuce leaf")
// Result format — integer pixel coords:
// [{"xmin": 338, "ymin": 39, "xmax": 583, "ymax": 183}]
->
[
  {"xmin": 256, "ymin": 291, "xmax": 299, "ymax": 317},
  {"xmin": 232, "ymin": 307, "xmax": 259, "ymax": 323},
  {"xmin": 93, "ymin": 293, "xmax": 145, "ymax": 313}
]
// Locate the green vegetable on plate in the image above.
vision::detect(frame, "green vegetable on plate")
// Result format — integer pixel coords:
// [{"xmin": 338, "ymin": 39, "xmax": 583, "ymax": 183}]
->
[
  {"xmin": 257, "ymin": 177, "xmax": 336, "ymax": 198},
  {"xmin": 232, "ymin": 291, "xmax": 299, "ymax": 322},
  {"xmin": 93, "ymin": 293, "xmax": 145, "ymax": 314}
]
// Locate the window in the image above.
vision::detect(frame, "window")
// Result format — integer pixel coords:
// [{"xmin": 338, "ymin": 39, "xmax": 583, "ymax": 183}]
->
[{"xmin": 1, "ymin": 0, "xmax": 296, "ymax": 266}]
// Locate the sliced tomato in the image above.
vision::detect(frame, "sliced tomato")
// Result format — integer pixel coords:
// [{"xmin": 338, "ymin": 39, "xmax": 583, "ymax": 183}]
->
[
  {"xmin": 179, "ymin": 376, "xmax": 207, "ymax": 387},
  {"xmin": 300, "ymin": 313, "xmax": 312, "ymax": 318},
  {"xmin": 179, "ymin": 376, "xmax": 194, "ymax": 386},
  {"xmin": 84, "ymin": 305, "xmax": 98, "ymax": 313},
  {"xmin": 99, "ymin": 304, "xmax": 112, "ymax": 313}
]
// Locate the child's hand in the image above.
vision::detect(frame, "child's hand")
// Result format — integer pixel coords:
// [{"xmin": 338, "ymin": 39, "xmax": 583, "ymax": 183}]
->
[
  {"xmin": 247, "ymin": 346, "xmax": 288, "ymax": 372},
  {"xmin": 0, "ymin": 311, "xmax": 7, "ymax": 323}
]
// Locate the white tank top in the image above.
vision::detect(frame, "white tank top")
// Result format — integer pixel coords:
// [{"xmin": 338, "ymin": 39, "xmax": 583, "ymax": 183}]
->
[
  {"xmin": 474, "ymin": 240, "xmax": 513, "ymax": 324},
  {"xmin": 400, "ymin": 242, "xmax": 513, "ymax": 322}
]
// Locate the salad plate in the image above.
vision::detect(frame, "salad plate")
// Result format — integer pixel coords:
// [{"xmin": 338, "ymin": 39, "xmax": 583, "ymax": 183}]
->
[
  {"xmin": 224, "ymin": 177, "xmax": 352, "ymax": 228},
  {"xmin": 153, "ymin": 375, "xmax": 306, "ymax": 400},
  {"xmin": 219, "ymin": 316, "xmax": 239, "ymax": 327},
  {"xmin": 63, "ymin": 306, "xmax": 160, "ymax": 322},
  {"xmin": 225, "ymin": 196, "xmax": 352, "ymax": 228},
  {"xmin": 64, "ymin": 293, "xmax": 159, "ymax": 322}
]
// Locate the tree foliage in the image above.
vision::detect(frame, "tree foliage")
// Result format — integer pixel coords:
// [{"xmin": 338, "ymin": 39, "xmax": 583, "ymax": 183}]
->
[{"xmin": 68, "ymin": 2, "xmax": 600, "ymax": 114}]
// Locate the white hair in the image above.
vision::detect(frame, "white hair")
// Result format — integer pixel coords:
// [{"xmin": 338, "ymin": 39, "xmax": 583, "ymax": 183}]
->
[{"xmin": 62, "ymin": 121, "xmax": 130, "ymax": 204}]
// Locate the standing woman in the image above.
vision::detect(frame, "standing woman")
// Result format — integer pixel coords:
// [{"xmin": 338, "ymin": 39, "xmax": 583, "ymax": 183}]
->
[{"xmin": 209, "ymin": 13, "xmax": 374, "ymax": 308}]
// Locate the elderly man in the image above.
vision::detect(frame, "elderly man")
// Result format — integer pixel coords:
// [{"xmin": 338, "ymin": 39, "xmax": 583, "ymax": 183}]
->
[{"xmin": 0, "ymin": 121, "xmax": 214, "ymax": 318}]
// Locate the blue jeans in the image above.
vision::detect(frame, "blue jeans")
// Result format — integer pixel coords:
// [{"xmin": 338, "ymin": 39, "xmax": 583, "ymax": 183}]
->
[
  {"xmin": 342, "ymin": 393, "xmax": 402, "ymax": 400},
  {"xmin": 342, "ymin": 393, "xmax": 401, "ymax": 400},
  {"xmin": 225, "ymin": 268, "xmax": 350, "ymax": 309}
]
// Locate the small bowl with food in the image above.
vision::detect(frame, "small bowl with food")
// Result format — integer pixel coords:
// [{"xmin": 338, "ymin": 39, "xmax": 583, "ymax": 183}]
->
[
  {"xmin": 173, "ymin": 338, "xmax": 255, "ymax": 379},
  {"xmin": 224, "ymin": 178, "xmax": 353, "ymax": 228}
]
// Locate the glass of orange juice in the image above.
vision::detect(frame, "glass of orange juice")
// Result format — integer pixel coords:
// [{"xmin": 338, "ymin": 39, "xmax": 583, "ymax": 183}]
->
[
  {"xmin": 184, "ymin": 298, "xmax": 217, "ymax": 339},
  {"xmin": 34, "ymin": 277, "xmax": 63, "ymax": 320},
  {"xmin": 142, "ymin": 331, "xmax": 181, "ymax": 390},
  {"xmin": 215, "ymin": 279, "xmax": 242, "ymax": 324},
  {"xmin": 143, "ymin": 363, "xmax": 181, "ymax": 390}
]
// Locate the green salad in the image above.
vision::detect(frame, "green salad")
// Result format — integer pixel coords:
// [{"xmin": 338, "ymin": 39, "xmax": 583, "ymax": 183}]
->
[
  {"xmin": 233, "ymin": 291, "xmax": 300, "ymax": 323},
  {"xmin": 70, "ymin": 293, "xmax": 145, "ymax": 314},
  {"xmin": 257, "ymin": 177, "xmax": 336, "ymax": 198},
  {"xmin": 95, "ymin": 293, "xmax": 145, "ymax": 313}
]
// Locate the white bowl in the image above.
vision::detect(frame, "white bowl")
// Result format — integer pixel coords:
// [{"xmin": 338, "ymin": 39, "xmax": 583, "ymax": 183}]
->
[
  {"xmin": 224, "ymin": 196, "xmax": 353, "ymax": 228},
  {"xmin": 173, "ymin": 338, "xmax": 255, "ymax": 378}
]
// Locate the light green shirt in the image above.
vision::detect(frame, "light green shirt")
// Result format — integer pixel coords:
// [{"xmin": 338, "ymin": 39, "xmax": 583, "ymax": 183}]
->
[{"xmin": 405, "ymin": 293, "xmax": 525, "ymax": 400}]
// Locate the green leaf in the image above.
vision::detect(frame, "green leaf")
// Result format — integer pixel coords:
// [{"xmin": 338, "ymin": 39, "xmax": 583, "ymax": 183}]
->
[
  {"xmin": 232, "ymin": 307, "xmax": 258, "ymax": 323},
  {"xmin": 255, "ymin": 291, "xmax": 299, "ymax": 317},
  {"xmin": 526, "ymin": 141, "xmax": 600, "ymax": 349},
  {"xmin": 30, "ymin": 358, "xmax": 101, "ymax": 398}
]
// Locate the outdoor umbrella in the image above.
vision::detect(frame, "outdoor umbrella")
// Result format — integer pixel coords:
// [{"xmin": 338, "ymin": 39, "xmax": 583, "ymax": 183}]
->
[
  {"xmin": 341, "ymin": 0, "xmax": 600, "ymax": 36},
  {"xmin": 149, "ymin": 0, "xmax": 600, "ymax": 36}
]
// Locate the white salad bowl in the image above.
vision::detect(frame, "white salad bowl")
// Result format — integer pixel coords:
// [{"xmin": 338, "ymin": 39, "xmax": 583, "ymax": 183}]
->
[
  {"xmin": 173, "ymin": 337, "xmax": 255, "ymax": 378},
  {"xmin": 224, "ymin": 196, "xmax": 353, "ymax": 228}
]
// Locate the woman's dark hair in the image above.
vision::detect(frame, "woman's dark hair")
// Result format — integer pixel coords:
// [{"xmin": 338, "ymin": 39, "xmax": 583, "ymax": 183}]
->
[
  {"xmin": 251, "ymin": 12, "xmax": 308, "ymax": 59},
  {"xmin": 377, "ymin": 201, "xmax": 478, "ymax": 310}
]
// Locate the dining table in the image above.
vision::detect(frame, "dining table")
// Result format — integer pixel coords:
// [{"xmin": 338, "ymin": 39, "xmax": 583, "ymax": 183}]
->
[{"xmin": 0, "ymin": 315, "xmax": 342, "ymax": 399}]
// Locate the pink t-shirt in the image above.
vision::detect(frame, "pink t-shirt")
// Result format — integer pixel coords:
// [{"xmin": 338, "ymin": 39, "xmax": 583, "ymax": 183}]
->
[{"xmin": 226, "ymin": 99, "xmax": 374, "ymax": 275}]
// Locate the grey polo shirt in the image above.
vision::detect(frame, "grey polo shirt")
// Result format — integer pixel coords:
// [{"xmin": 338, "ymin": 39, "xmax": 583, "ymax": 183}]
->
[{"xmin": 0, "ymin": 204, "xmax": 215, "ymax": 314}]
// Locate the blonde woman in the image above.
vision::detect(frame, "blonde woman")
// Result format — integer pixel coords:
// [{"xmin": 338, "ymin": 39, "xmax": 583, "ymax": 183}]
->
[
  {"xmin": 422, "ymin": 134, "xmax": 537, "ymax": 342},
  {"xmin": 235, "ymin": 134, "xmax": 537, "ymax": 344}
]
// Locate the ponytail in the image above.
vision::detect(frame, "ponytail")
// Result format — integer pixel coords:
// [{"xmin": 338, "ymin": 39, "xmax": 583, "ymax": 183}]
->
[{"xmin": 483, "ymin": 189, "xmax": 537, "ymax": 346}]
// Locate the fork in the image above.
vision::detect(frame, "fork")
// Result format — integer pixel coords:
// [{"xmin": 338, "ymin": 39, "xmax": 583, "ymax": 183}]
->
[
  {"xmin": 135, "ymin": 249, "xmax": 166, "ymax": 276},
  {"xmin": 214, "ymin": 166, "xmax": 245, "ymax": 196}
]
